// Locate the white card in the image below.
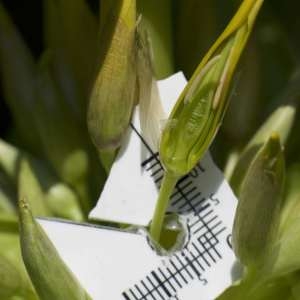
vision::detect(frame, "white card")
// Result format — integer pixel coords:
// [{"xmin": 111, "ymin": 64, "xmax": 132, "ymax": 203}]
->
[{"xmin": 40, "ymin": 72, "xmax": 238, "ymax": 300}]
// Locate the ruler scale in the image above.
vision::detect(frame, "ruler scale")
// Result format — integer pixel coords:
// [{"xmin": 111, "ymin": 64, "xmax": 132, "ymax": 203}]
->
[{"xmin": 120, "ymin": 122, "xmax": 231, "ymax": 299}]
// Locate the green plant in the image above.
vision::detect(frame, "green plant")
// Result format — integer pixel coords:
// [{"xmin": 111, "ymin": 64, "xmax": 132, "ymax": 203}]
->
[{"xmin": 0, "ymin": 0, "xmax": 300, "ymax": 299}]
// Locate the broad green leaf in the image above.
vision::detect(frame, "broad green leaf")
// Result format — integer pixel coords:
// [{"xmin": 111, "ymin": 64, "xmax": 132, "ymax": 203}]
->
[
  {"xmin": 0, "ymin": 254, "xmax": 22, "ymax": 299},
  {"xmin": 174, "ymin": 0, "xmax": 218, "ymax": 78},
  {"xmin": 18, "ymin": 158, "xmax": 51, "ymax": 217},
  {"xmin": 0, "ymin": 139, "xmax": 84, "ymax": 220},
  {"xmin": 43, "ymin": 0, "xmax": 98, "ymax": 102},
  {"xmin": 232, "ymin": 134, "xmax": 285, "ymax": 268},
  {"xmin": 36, "ymin": 54, "xmax": 103, "ymax": 212},
  {"xmin": 0, "ymin": 138, "xmax": 21, "ymax": 182},
  {"xmin": 0, "ymin": 231, "xmax": 38, "ymax": 300},
  {"xmin": 290, "ymin": 273, "xmax": 300, "ymax": 300},
  {"xmin": 0, "ymin": 4, "xmax": 40, "ymax": 151},
  {"xmin": 99, "ymin": 0, "xmax": 114, "ymax": 32},
  {"xmin": 19, "ymin": 199, "xmax": 92, "ymax": 300}
]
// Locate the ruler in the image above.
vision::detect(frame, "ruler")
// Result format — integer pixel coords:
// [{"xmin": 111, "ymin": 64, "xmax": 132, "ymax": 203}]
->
[
  {"xmin": 120, "ymin": 124, "xmax": 235, "ymax": 300},
  {"xmin": 39, "ymin": 72, "xmax": 238, "ymax": 300}
]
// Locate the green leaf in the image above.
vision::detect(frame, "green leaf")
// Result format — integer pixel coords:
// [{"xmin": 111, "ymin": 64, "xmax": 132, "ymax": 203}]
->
[
  {"xmin": 174, "ymin": 0, "xmax": 218, "ymax": 78},
  {"xmin": 19, "ymin": 199, "xmax": 92, "ymax": 300},
  {"xmin": 18, "ymin": 158, "xmax": 51, "ymax": 217},
  {"xmin": 0, "ymin": 254, "xmax": 22, "ymax": 299},
  {"xmin": 0, "ymin": 213, "xmax": 18, "ymax": 232},
  {"xmin": 0, "ymin": 231, "xmax": 39, "ymax": 300},
  {"xmin": 0, "ymin": 4, "xmax": 40, "ymax": 151},
  {"xmin": 232, "ymin": 134, "xmax": 285, "ymax": 268},
  {"xmin": 35, "ymin": 54, "xmax": 103, "ymax": 212},
  {"xmin": 0, "ymin": 139, "xmax": 84, "ymax": 220},
  {"xmin": 43, "ymin": 0, "xmax": 98, "ymax": 102},
  {"xmin": 0, "ymin": 171, "xmax": 16, "ymax": 214},
  {"xmin": 216, "ymin": 278, "xmax": 292, "ymax": 300}
]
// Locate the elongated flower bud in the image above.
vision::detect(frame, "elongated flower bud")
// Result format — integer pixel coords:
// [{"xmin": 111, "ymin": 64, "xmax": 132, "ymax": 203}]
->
[
  {"xmin": 88, "ymin": 0, "xmax": 137, "ymax": 151},
  {"xmin": 231, "ymin": 104, "xmax": 296, "ymax": 195},
  {"xmin": 233, "ymin": 134, "xmax": 284, "ymax": 268},
  {"xmin": 19, "ymin": 199, "xmax": 92, "ymax": 300},
  {"xmin": 160, "ymin": 0, "xmax": 264, "ymax": 177}
]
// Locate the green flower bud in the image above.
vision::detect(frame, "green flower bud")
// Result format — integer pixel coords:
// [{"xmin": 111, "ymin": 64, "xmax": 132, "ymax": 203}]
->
[
  {"xmin": 19, "ymin": 199, "xmax": 92, "ymax": 300},
  {"xmin": 88, "ymin": 0, "xmax": 137, "ymax": 151},
  {"xmin": 233, "ymin": 134, "xmax": 285, "ymax": 268},
  {"xmin": 231, "ymin": 103, "xmax": 296, "ymax": 195},
  {"xmin": 160, "ymin": 0, "xmax": 264, "ymax": 177}
]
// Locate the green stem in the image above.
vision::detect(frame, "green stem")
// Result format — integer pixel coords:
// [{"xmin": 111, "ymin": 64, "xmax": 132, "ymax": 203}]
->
[{"xmin": 149, "ymin": 172, "xmax": 179, "ymax": 243}]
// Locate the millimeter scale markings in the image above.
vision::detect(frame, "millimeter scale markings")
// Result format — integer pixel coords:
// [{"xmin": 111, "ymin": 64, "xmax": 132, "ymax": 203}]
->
[{"xmin": 123, "ymin": 125, "xmax": 229, "ymax": 300}]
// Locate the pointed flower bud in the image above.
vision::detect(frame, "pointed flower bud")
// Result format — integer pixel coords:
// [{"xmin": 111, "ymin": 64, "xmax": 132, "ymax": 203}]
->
[
  {"xmin": 88, "ymin": 0, "xmax": 137, "ymax": 151},
  {"xmin": 159, "ymin": 0, "xmax": 264, "ymax": 177},
  {"xmin": 232, "ymin": 134, "xmax": 285, "ymax": 268},
  {"xmin": 231, "ymin": 104, "xmax": 296, "ymax": 194},
  {"xmin": 19, "ymin": 199, "xmax": 92, "ymax": 300}
]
